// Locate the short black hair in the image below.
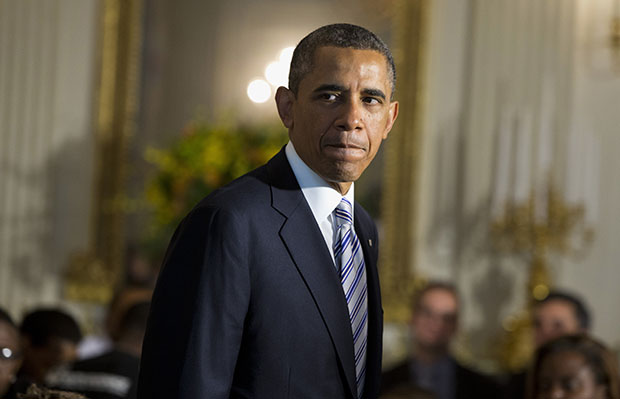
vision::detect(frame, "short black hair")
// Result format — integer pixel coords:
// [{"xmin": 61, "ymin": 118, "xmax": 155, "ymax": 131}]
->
[
  {"xmin": 20, "ymin": 308, "xmax": 83, "ymax": 347},
  {"xmin": 288, "ymin": 23, "xmax": 396, "ymax": 99},
  {"xmin": 537, "ymin": 290, "xmax": 591, "ymax": 330}
]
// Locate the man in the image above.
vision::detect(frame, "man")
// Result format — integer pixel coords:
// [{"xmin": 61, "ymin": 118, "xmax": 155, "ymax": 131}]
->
[
  {"xmin": 532, "ymin": 290, "xmax": 590, "ymax": 348},
  {"xmin": 138, "ymin": 23, "xmax": 398, "ymax": 399},
  {"xmin": 502, "ymin": 290, "xmax": 591, "ymax": 399},
  {"xmin": 381, "ymin": 282, "xmax": 499, "ymax": 399},
  {"xmin": 13, "ymin": 309, "xmax": 82, "ymax": 395},
  {"xmin": 51, "ymin": 301, "xmax": 150, "ymax": 399}
]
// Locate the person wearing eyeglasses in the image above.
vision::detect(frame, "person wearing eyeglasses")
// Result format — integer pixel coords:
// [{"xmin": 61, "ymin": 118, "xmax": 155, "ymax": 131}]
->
[
  {"xmin": 0, "ymin": 308, "xmax": 22, "ymax": 399},
  {"xmin": 381, "ymin": 282, "xmax": 499, "ymax": 399}
]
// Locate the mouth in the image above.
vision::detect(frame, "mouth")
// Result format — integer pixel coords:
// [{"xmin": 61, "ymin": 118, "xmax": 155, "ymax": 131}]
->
[
  {"xmin": 322, "ymin": 143, "xmax": 366, "ymax": 161},
  {"xmin": 325, "ymin": 142, "xmax": 364, "ymax": 150}
]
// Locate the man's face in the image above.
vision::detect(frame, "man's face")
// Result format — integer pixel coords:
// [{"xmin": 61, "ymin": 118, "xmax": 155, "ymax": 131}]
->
[
  {"xmin": 534, "ymin": 300, "xmax": 583, "ymax": 348},
  {"xmin": 412, "ymin": 289, "xmax": 458, "ymax": 352},
  {"xmin": 22, "ymin": 337, "xmax": 77, "ymax": 383},
  {"xmin": 276, "ymin": 46, "xmax": 398, "ymax": 194}
]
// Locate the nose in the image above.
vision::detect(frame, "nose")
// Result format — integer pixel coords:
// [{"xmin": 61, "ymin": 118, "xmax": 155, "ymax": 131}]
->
[{"xmin": 335, "ymin": 99, "xmax": 363, "ymax": 131}]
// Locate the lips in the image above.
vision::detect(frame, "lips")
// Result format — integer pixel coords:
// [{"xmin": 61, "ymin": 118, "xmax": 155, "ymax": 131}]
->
[
  {"xmin": 322, "ymin": 144, "xmax": 366, "ymax": 161},
  {"xmin": 325, "ymin": 142, "xmax": 363, "ymax": 150},
  {"xmin": 322, "ymin": 137, "xmax": 366, "ymax": 150}
]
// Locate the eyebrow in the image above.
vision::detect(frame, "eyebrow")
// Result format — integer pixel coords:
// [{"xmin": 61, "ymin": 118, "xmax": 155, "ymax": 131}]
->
[
  {"xmin": 313, "ymin": 84, "xmax": 346, "ymax": 94},
  {"xmin": 312, "ymin": 84, "xmax": 387, "ymax": 100},
  {"xmin": 363, "ymin": 88, "xmax": 386, "ymax": 100}
]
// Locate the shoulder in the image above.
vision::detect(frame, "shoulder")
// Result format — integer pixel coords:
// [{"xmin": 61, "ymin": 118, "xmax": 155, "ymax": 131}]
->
[
  {"xmin": 193, "ymin": 148, "xmax": 294, "ymax": 216},
  {"xmin": 202, "ymin": 166, "xmax": 270, "ymax": 209},
  {"xmin": 455, "ymin": 360, "xmax": 500, "ymax": 397}
]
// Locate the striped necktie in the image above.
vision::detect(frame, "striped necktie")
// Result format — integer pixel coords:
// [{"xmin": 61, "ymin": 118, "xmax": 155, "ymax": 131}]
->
[{"xmin": 333, "ymin": 197, "xmax": 368, "ymax": 399}]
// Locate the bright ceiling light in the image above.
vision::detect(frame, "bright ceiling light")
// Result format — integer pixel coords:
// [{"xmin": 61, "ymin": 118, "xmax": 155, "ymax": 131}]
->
[
  {"xmin": 279, "ymin": 46, "xmax": 295, "ymax": 64},
  {"xmin": 247, "ymin": 79, "xmax": 271, "ymax": 103},
  {"xmin": 265, "ymin": 61, "xmax": 288, "ymax": 87}
]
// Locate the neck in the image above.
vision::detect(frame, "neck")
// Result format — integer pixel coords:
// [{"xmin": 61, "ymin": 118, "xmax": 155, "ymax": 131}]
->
[
  {"xmin": 328, "ymin": 181, "xmax": 352, "ymax": 195},
  {"xmin": 415, "ymin": 344, "xmax": 449, "ymax": 365}
]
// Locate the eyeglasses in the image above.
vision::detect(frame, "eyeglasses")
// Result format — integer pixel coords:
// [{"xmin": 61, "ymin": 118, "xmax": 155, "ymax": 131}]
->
[{"xmin": 0, "ymin": 347, "xmax": 22, "ymax": 361}]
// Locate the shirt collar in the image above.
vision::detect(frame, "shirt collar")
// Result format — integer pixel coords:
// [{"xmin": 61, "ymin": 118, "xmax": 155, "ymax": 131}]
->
[{"xmin": 285, "ymin": 141, "xmax": 354, "ymax": 222}]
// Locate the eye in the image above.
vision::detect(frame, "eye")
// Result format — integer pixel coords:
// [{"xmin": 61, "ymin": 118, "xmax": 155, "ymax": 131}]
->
[
  {"xmin": 318, "ymin": 92, "xmax": 338, "ymax": 102},
  {"xmin": 561, "ymin": 377, "xmax": 582, "ymax": 392},
  {"xmin": 362, "ymin": 97, "xmax": 381, "ymax": 105}
]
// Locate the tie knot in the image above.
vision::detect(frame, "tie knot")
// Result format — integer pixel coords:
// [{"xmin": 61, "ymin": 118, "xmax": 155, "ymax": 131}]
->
[{"xmin": 334, "ymin": 198, "xmax": 353, "ymax": 228}]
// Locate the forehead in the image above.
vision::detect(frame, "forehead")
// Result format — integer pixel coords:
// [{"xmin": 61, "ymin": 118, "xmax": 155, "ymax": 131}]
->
[
  {"xmin": 304, "ymin": 46, "xmax": 391, "ymax": 87},
  {"xmin": 419, "ymin": 288, "xmax": 458, "ymax": 310},
  {"xmin": 540, "ymin": 350, "xmax": 590, "ymax": 376},
  {"xmin": 536, "ymin": 300, "xmax": 577, "ymax": 320}
]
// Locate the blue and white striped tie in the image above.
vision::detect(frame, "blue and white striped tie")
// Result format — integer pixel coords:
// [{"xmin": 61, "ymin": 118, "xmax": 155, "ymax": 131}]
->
[{"xmin": 333, "ymin": 198, "xmax": 368, "ymax": 399}]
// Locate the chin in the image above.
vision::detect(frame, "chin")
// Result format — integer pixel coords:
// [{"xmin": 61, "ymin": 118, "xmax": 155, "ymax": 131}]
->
[{"xmin": 321, "ymin": 163, "xmax": 365, "ymax": 183}]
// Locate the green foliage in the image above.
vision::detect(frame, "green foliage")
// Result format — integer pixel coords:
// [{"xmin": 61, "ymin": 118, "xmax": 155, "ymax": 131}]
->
[{"xmin": 144, "ymin": 121, "xmax": 287, "ymax": 251}]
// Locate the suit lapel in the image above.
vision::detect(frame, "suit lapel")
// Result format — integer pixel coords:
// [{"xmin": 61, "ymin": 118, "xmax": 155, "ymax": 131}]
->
[
  {"xmin": 355, "ymin": 211, "xmax": 382, "ymax": 398},
  {"xmin": 267, "ymin": 150, "xmax": 357, "ymax": 398}
]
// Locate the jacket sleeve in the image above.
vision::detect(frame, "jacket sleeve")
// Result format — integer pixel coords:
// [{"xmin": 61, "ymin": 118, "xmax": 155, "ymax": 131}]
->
[{"xmin": 137, "ymin": 205, "xmax": 250, "ymax": 398}]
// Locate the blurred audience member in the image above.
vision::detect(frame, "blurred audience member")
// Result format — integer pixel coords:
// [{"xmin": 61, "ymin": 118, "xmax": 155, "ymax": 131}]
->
[
  {"xmin": 527, "ymin": 334, "xmax": 620, "ymax": 399},
  {"xmin": 0, "ymin": 308, "xmax": 22, "ymax": 399},
  {"xmin": 381, "ymin": 282, "xmax": 499, "ymax": 399},
  {"xmin": 51, "ymin": 301, "xmax": 150, "ymax": 399},
  {"xmin": 123, "ymin": 245, "xmax": 157, "ymax": 289},
  {"xmin": 502, "ymin": 290, "xmax": 592, "ymax": 399},
  {"xmin": 15, "ymin": 309, "xmax": 82, "ymax": 392},
  {"xmin": 533, "ymin": 291, "xmax": 591, "ymax": 348},
  {"xmin": 77, "ymin": 287, "xmax": 152, "ymax": 360}
]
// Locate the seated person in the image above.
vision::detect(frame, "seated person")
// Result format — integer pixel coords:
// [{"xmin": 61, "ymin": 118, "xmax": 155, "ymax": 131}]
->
[
  {"xmin": 14, "ymin": 309, "xmax": 82, "ymax": 394},
  {"xmin": 502, "ymin": 290, "xmax": 591, "ymax": 399},
  {"xmin": 381, "ymin": 282, "xmax": 499, "ymax": 399},
  {"xmin": 0, "ymin": 308, "xmax": 22, "ymax": 399},
  {"xmin": 51, "ymin": 301, "xmax": 150, "ymax": 399},
  {"xmin": 527, "ymin": 334, "xmax": 619, "ymax": 399}
]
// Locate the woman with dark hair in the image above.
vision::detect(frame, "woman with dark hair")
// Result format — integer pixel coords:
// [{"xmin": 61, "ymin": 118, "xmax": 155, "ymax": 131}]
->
[{"xmin": 528, "ymin": 334, "xmax": 620, "ymax": 399}]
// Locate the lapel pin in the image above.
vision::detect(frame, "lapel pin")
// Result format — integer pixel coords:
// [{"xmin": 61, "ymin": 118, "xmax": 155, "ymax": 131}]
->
[{"xmin": 368, "ymin": 239, "xmax": 373, "ymax": 247}]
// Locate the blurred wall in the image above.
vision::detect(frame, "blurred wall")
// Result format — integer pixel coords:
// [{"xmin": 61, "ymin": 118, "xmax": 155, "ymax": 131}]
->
[
  {"xmin": 559, "ymin": 0, "xmax": 620, "ymax": 351},
  {"xmin": 0, "ymin": 0, "xmax": 100, "ymax": 318}
]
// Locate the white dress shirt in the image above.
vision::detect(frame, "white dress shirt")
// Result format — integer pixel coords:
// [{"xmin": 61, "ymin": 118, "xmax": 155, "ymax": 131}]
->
[{"xmin": 285, "ymin": 141, "xmax": 355, "ymax": 263}]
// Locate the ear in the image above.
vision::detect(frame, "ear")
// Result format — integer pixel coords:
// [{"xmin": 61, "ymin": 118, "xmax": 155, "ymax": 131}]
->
[
  {"xmin": 275, "ymin": 86, "xmax": 295, "ymax": 129},
  {"xmin": 382, "ymin": 100, "xmax": 399, "ymax": 139}
]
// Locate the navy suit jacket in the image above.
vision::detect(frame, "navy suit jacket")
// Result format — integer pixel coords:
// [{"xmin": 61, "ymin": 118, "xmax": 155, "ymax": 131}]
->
[{"xmin": 137, "ymin": 148, "xmax": 383, "ymax": 398}]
